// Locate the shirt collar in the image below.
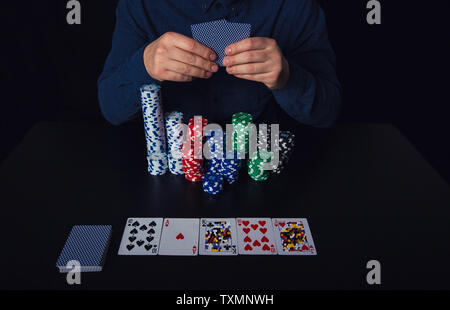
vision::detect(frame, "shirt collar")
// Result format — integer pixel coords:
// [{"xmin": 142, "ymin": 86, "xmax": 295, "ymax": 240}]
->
[{"xmin": 202, "ymin": 0, "xmax": 239, "ymax": 12}]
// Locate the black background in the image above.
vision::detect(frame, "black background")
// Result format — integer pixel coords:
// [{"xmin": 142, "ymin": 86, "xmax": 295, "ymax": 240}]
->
[{"xmin": 2, "ymin": 0, "xmax": 450, "ymax": 182}]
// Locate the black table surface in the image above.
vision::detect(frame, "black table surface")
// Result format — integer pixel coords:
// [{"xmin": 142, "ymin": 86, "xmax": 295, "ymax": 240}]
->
[{"xmin": 1, "ymin": 121, "xmax": 449, "ymax": 290}]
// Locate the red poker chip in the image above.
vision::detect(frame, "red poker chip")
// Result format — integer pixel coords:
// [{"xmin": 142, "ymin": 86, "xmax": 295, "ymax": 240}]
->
[
  {"xmin": 182, "ymin": 156, "xmax": 204, "ymax": 182},
  {"xmin": 187, "ymin": 117, "xmax": 208, "ymax": 144},
  {"xmin": 182, "ymin": 117, "xmax": 208, "ymax": 182}
]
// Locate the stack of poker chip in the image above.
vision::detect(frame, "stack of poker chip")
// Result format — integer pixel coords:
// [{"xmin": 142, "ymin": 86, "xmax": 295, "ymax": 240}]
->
[
  {"xmin": 202, "ymin": 133, "xmax": 241, "ymax": 195},
  {"xmin": 201, "ymin": 173, "xmax": 224, "ymax": 195},
  {"xmin": 232, "ymin": 112, "xmax": 253, "ymax": 156},
  {"xmin": 205, "ymin": 133, "xmax": 241, "ymax": 185},
  {"xmin": 257, "ymin": 124, "xmax": 272, "ymax": 151},
  {"xmin": 248, "ymin": 150, "xmax": 273, "ymax": 181},
  {"xmin": 205, "ymin": 131, "xmax": 224, "ymax": 175},
  {"xmin": 182, "ymin": 117, "xmax": 208, "ymax": 182},
  {"xmin": 140, "ymin": 84, "xmax": 168, "ymax": 175},
  {"xmin": 271, "ymin": 131, "xmax": 295, "ymax": 174},
  {"xmin": 146, "ymin": 153, "xmax": 168, "ymax": 176},
  {"xmin": 221, "ymin": 150, "xmax": 241, "ymax": 184},
  {"xmin": 165, "ymin": 111, "xmax": 184, "ymax": 175}
]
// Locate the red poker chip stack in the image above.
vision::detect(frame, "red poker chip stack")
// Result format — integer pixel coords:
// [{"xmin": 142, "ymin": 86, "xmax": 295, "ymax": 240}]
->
[{"xmin": 182, "ymin": 117, "xmax": 208, "ymax": 182}]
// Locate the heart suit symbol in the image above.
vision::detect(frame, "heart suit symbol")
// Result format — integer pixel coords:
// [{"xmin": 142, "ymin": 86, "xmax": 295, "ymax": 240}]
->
[
  {"xmin": 253, "ymin": 240, "xmax": 261, "ymax": 247},
  {"xmin": 176, "ymin": 233, "xmax": 184, "ymax": 240}
]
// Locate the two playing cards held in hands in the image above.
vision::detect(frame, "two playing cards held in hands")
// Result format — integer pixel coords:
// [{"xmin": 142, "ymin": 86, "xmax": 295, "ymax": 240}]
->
[
  {"xmin": 191, "ymin": 19, "xmax": 251, "ymax": 67},
  {"xmin": 118, "ymin": 217, "xmax": 316, "ymax": 256}
]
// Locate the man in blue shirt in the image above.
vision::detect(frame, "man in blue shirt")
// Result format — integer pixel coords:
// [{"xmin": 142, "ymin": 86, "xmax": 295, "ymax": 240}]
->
[{"xmin": 98, "ymin": 0, "xmax": 341, "ymax": 129}]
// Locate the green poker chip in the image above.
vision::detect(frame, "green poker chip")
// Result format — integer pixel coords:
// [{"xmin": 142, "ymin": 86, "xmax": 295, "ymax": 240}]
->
[
  {"xmin": 247, "ymin": 150, "xmax": 273, "ymax": 181},
  {"xmin": 232, "ymin": 112, "xmax": 253, "ymax": 155}
]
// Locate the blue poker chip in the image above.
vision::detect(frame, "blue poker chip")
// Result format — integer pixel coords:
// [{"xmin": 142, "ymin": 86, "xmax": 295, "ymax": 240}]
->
[
  {"xmin": 202, "ymin": 173, "xmax": 224, "ymax": 195},
  {"xmin": 204, "ymin": 134, "xmax": 241, "ymax": 184}
]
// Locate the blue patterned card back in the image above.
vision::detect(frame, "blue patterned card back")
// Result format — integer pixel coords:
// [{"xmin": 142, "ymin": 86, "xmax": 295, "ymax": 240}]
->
[
  {"xmin": 56, "ymin": 225, "xmax": 112, "ymax": 273},
  {"xmin": 191, "ymin": 20, "xmax": 251, "ymax": 66}
]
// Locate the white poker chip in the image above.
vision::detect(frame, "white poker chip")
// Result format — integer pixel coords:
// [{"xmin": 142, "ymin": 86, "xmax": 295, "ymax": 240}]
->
[
  {"xmin": 141, "ymin": 85, "xmax": 168, "ymax": 175},
  {"xmin": 165, "ymin": 111, "xmax": 185, "ymax": 176}
]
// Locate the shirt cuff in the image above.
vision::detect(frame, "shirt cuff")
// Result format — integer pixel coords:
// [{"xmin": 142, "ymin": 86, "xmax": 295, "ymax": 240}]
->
[
  {"xmin": 119, "ymin": 45, "xmax": 162, "ymax": 86},
  {"xmin": 271, "ymin": 60, "xmax": 315, "ymax": 122}
]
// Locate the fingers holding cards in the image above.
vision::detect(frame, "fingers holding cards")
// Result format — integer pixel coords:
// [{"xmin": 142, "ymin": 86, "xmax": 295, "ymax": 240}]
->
[
  {"xmin": 118, "ymin": 218, "xmax": 163, "ymax": 255},
  {"xmin": 272, "ymin": 218, "xmax": 317, "ymax": 255},
  {"xmin": 236, "ymin": 218, "xmax": 277, "ymax": 255},
  {"xmin": 199, "ymin": 218, "xmax": 238, "ymax": 256},
  {"xmin": 191, "ymin": 19, "xmax": 251, "ymax": 67}
]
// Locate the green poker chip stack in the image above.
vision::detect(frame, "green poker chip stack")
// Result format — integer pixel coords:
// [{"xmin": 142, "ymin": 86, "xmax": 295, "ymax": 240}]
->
[
  {"xmin": 232, "ymin": 112, "xmax": 253, "ymax": 155},
  {"xmin": 248, "ymin": 150, "xmax": 273, "ymax": 181}
]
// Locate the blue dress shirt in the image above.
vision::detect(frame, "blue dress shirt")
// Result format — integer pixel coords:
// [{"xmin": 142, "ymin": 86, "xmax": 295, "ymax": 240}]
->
[{"xmin": 98, "ymin": 0, "xmax": 341, "ymax": 128}]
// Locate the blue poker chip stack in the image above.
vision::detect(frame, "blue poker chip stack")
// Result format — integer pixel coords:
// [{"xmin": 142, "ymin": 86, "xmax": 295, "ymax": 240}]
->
[
  {"xmin": 202, "ymin": 173, "xmax": 224, "ymax": 195},
  {"xmin": 220, "ymin": 151, "xmax": 241, "ymax": 184},
  {"xmin": 165, "ymin": 111, "xmax": 184, "ymax": 175},
  {"xmin": 205, "ymin": 130, "xmax": 224, "ymax": 175},
  {"xmin": 207, "ymin": 157, "xmax": 222, "ymax": 174},
  {"xmin": 140, "ymin": 84, "xmax": 168, "ymax": 176},
  {"xmin": 203, "ymin": 133, "xmax": 241, "ymax": 194}
]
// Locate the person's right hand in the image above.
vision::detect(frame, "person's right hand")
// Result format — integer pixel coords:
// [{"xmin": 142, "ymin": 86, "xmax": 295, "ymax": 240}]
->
[{"xmin": 143, "ymin": 32, "xmax": 219, "ymax": 82}]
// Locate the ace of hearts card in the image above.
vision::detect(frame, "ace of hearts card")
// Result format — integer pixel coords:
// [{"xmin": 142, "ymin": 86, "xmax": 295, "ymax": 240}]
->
[
  {"xmin": 199, "ymin": 218, "xmax": 238, "ymax": 256},
  {"xmin": 236, "ymin": 218, "xmax": 277, "ymax": 255},
  {"xmin": 158, "ymin": 218, "xmax": 199, "ymax": 256},
  {"xmin": 272, "ymin": 218, "xmax": 317, "ymax": 255}
]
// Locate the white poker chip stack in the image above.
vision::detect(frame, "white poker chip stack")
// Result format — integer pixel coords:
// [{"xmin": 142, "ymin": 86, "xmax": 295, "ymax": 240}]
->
[
  {"xmin": 146, "ymin": 153, "xmax": 168, "ymax": 176},
  {"xmin": 165, "ymin": 111, "xmax": 185, "ymax": 175},
  {"xmin": 140, "ymin": 84, "xmax": 168, "ymax": 175}
]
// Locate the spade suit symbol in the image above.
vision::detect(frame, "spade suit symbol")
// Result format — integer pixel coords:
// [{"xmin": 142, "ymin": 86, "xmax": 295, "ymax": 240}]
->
[{"xmin": 132, "ymin": 221, "xmax": 140, "ymax": 227}]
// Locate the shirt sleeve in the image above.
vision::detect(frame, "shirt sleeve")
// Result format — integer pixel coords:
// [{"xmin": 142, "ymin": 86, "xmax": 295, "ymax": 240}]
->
[
  {"xmin": 97, "ymin": 0, "xmax": 160, "ymax": 125},
  {"xmin": 271, "ymin": 0, "xmax": 341, "ymax": 128}
]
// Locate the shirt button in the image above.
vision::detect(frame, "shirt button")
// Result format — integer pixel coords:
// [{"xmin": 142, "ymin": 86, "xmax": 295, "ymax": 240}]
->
[{"xmin": 202, "ymin": 3, "xmax": 207, "ymax": 9}]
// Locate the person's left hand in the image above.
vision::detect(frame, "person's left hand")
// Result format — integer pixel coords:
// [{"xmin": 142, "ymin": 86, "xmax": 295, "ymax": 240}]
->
[{"xmin": 223, "ymin": 37, "xmax": 290, "ymax": 90}]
